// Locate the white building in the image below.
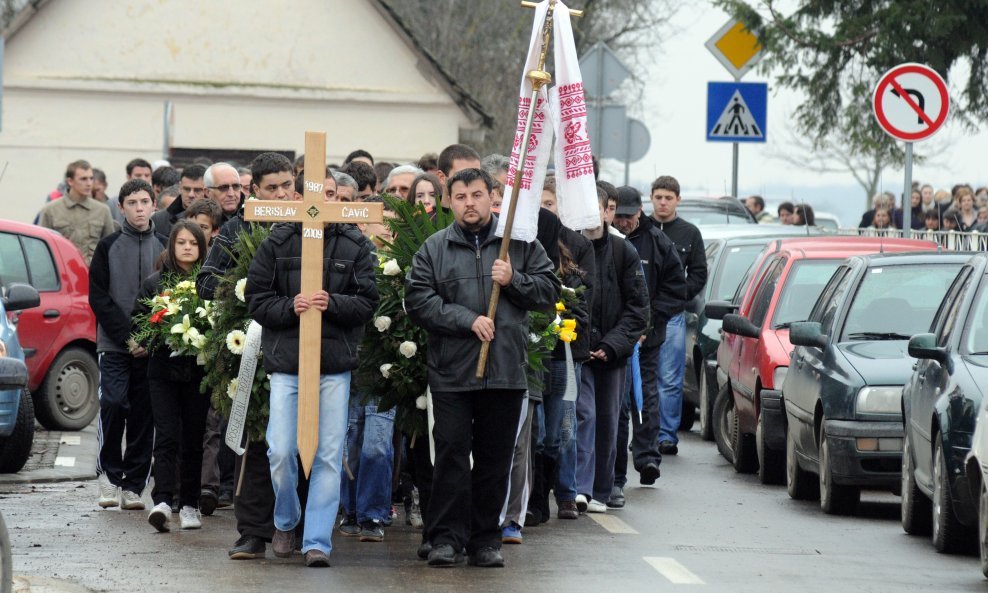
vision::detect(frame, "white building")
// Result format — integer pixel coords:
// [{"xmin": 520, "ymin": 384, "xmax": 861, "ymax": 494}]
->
[{"xmin": 0, "ymin": 0, "xmax": 489, "ymax": 223}]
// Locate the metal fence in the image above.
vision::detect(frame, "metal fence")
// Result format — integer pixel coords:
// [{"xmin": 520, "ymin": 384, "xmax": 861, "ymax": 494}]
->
[{"xmin": 832, "ymin": 228, "xmax": 988, "ymax": 252}]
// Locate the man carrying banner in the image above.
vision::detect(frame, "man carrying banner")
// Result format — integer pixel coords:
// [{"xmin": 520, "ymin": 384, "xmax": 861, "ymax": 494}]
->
[{"xmin": 405, "ymin": 168, "xmax": 559, "ymax": 568}]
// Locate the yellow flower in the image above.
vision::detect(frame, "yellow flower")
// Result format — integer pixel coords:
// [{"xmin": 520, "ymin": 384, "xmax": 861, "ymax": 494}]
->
[{"xmin": 555, "ymin": 302, "xmax": 566, "ymax": 313}]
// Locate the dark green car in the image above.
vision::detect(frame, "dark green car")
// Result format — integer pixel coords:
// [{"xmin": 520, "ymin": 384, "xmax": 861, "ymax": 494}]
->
[
  {"xmin": 785, "ymin": 252, "xmax": 967, "ymax": 515},
  {"xmin": 902, "ymin": 252, "xmax": 988, "ymax": 553}
]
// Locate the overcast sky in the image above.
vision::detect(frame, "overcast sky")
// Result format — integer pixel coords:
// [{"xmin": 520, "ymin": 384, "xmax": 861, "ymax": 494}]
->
[{"xmin": 598, "ymin": 3, "xmax": 988, "ymax": 226}]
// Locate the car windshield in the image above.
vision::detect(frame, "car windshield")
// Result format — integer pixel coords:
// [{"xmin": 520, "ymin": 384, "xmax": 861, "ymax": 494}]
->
[
  {"xmin": 841, "ymin": 263, "xmax": 963, "ymax": 341},
  {"xmin": 709, "ymin": 244, "xmax": 765, "ymax": 302},
  {"xmin": 963, "ymin": 279, "xmax": 988, "ymax": 355},
  {"xmin": 772, "ymin": 260, "xmax": 841, "ymax": 328}
]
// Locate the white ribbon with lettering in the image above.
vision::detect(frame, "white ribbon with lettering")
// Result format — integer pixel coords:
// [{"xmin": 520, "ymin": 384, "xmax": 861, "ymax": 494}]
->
[
  {"xmin": 225, "ymin": 321, "xmax": 262, "ymax": 455},
  {"xmin": 562, "ymin": 342, "xmax": 578, "ymax": 402}
]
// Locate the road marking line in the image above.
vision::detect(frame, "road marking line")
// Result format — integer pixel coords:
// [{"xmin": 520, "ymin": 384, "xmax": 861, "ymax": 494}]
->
[
  {"xmin": 587, "ymin": 513, "xmax": 638, "ymax": 534},
  {"xmin": 59, "ymin": 436, "xmax": 81, "ymax": 445},
  {"xmin": 54, "ymin": 456, "xmax": 76, "ymax": 467},
  {"xmin": 644, "ymin": 557, "xmax": 705, "ymax": 584}
]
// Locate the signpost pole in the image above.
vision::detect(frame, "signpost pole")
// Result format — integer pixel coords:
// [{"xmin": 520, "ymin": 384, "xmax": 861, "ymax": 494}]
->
[
  {"xmin": 903, "ymin": 141, "xmax": 913, "ymax": 236},
  {"xmin": 731, "ymin": 142, "xmax": 739, "ymax": 198}
]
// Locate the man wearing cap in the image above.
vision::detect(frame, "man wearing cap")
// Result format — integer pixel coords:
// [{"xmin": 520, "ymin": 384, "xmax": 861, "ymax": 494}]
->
[{"xmin": 610, "ymin": 187, "xmax": 686, "ymax": 504}]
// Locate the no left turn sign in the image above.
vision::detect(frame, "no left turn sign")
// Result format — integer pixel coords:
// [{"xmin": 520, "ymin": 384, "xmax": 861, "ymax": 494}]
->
[{"xmin": 873, "ymin": 63, "xmax": 949, "ymax": 142}]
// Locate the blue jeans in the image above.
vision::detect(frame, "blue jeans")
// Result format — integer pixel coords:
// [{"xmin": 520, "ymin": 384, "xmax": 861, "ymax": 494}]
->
[
  {"xmin": 542, "ymin": 360, "xmax": 579, "ymax": 502},
  {"xmin": 658, "ymin": 312, "xmax": 687, "ymax": 444},
  {"xmin": 340, "ymin": 399, "xmax": 395, "ymax": 524},
  {"xmin": 267, "ymin": 372, "xmax": 350, "ymax": 555}
]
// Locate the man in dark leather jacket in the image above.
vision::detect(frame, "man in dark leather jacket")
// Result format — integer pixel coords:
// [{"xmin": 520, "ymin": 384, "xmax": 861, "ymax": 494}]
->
[
  {"xmin": 405, "ymin": 167, "xmax": 559, "ymax": 568},
  {"xmin": 244, "ymin": 165, "xmax": 379, "ymax": 568}
]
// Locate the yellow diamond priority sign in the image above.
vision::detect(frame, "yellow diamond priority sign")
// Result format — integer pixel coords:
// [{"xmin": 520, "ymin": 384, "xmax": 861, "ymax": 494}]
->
[{"xmin": 705, "ymin": 19, "xmax": 763, "ymax": 80}]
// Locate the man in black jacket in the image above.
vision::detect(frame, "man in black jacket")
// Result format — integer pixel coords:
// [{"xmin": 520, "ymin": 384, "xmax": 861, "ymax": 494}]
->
[
  {"xmin": 650, "ymin": 175, "xmax": 707, "ymax": 455},
  {"xmin": 405, "ymin": 168, "xmax": 559, "ymax": 568},
  {"xmin": 195, "ymin": 152, "xmax": 297, "ymax": 561},
  {"xmin": 151, "ymin": 164, "xmax": 206, "ymax": 243},
  {"xmin": 575, "ymin": 188, "xmax": 649, "ymax": 514},
  {"xmin": 246, "ymin": 205, "xmax": 379, "ymax": 568},
  {"xmin": 611, "ymin": 186, "xmax": 686, "ymax": 502}
]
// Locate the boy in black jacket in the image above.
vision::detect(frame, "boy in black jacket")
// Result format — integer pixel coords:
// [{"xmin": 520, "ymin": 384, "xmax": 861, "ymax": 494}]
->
[
  {"xmin": 650, "ymin": 175, "xmax": 707, "ymax": 455},
  {"xmin": 89, "ymin": 179, "xmax": 165, "ymax": 511},
  {"xmin": 245, "ymin": 212, "xmax": 379, "ymax": 567}
]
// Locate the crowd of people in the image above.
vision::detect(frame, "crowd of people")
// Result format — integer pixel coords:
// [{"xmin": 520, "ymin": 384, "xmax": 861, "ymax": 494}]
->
[{"xmin": 32, "ymin": 145, "xmax": 704, "ymax": 569}]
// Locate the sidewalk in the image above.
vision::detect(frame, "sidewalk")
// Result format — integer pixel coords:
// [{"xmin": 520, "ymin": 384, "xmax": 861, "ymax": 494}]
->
[
  {"xmin": 0, "ymin": 423, "xmax": 98, "ymax": 486},
  {"xmin": 12, "ymin": 576, "xmax": 94, "ymax": 593}
]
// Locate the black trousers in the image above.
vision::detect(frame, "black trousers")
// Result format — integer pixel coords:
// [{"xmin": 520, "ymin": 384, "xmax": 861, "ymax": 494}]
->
[
  {"xmin": 233, "ymin": 440, "xmax": 309, "ymax": 541},
  {"xmin": 148, "ymin": 370, "xmax": 210, "ymax": 508},
  {"xmin": 201, "ymin": 407, "xmax": 235, "ymax": 496},
  {"xmin": 427, "ymin": 389, "xmax": 524, "ymax": 554},
  {"xmin": 97, "ymin": 352, "xmax": 154, "ymax": 493},
  {"xmin": 615, "ymin": 342, "xmax": 662, "ymax": 488},
  {"xmin": 408, "ymin": 431, "xmax": 434, "ymax": 544}
]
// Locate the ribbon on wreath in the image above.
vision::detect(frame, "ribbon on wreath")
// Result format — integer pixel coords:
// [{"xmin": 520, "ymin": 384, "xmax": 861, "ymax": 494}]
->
[{"xmin": 225, "ymin": 321, "xmax": 262, "ymax": 456}]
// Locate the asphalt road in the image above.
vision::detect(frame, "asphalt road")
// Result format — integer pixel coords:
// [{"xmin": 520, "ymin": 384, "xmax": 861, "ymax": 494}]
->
[{"xmin": 2, "ymin": 428, "xmax": 984, "ymax": 593}]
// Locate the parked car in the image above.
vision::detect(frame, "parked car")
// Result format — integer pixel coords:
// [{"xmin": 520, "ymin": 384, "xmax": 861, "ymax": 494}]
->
[
  {"xmin": 710, "ymin": 238, "xmax": 937, "ymax": 483},
  {"xmin": 0, "ymin": 220, "xmax": 98, "ymax": 430},
  {"xmin": 685, "ymin": 225, "xmax": 821, "ymax": 439},
  {"xmin": 902, "ymin": 252, "xmax": 988, "ymax": 552},
  {"xmin": 0, "ymin": 283, "xmax": 41, "ymax": 473},
  {"xmin": 965, "ymin": 388, "xmax": 988, "ymax": 577},
  {"xmin": 642, "ymin": 196, "xmax": 755, "ymax": 225},
  {"xmin": 784, "ymin": 252, "xmax": 966, "ymax": 515}
]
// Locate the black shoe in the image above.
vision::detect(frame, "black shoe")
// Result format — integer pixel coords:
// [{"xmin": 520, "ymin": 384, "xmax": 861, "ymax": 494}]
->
[
  {"xmin": 427, "ymin": 543, "xmax": 464, "ymax": 567},
  {"xmin": 228, "ymin": 535, "xmax": 265, "ymax": 560},
  {"xmin": 359, "ymin": 521, "xmax": 384, "ymax": 542},
  {"xmin": 199, "ymin": 489, "xmax": 219, "ymax": 517},
  {"xmin": 417, "ymin": 542, "xmax": 433, "ymax": 560},
  {"xmin": 659, "ymin": 441, "xmax": 679, "ymax": 455},
  {"xmin": 468, "ymin": 546, "xmax": 505, "ymax": 568},
  {"xmin": 640, "ymin": 462, "xmax": 661, "ymax": 485},
  {"xmin": 217, "ymin": 491, "xmax": 234, "ymax": 508},
  {"xmin": 607, "ymin": 486, "xmax": 626, "ymax": 508}
]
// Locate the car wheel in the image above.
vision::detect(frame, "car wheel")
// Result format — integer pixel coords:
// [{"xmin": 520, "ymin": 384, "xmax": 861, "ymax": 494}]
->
[
  {"xmin": 901, "ymin": 433, "xmax": 932, "ymax": 535},
  {"xmin": 35, "ymin": 347, "xmax": 99, "ymax": 431},
  {"xmin": 713, "ymin": 382, "xmax": 735, "ymax": 464},
  {"xmin": 932, "ymin": 438, "xmax": 973, "ymax": 553},
  {"xmin": 698, "ymin": 369, "xmax": 714, "ymax": 441},
  {"xmin": 786, "ymin": 422, "xmax": 818, "ymax": 500},
  {"xmin": 757, "ymin": 409, "xmax": 784, "ymax": 485},
  {"xmin": 0, "ymin": 389, "xmax": 35, "ymax": 473},
  {"xmin": 819, "ymin": 422, "xmax": 860, "ymax": 515},
  {"xmin": 679, "ymin": 399, "xmax": 696, "ymax": 432},
  {"xmin": 731, "ymin": 402, "xmax": 758, "ymax": 474},
  {"xmin": 979, "ymin": 483, "xmax": 988, "ymax": 578}
]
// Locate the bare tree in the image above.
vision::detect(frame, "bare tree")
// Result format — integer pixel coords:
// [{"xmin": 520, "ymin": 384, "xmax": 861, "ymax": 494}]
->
[{"xmin": 382, "ymin": 0, "xmax": 679, "ymax": 155}]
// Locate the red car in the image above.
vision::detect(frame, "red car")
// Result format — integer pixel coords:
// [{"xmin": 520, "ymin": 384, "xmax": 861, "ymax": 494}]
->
[
  {"xmin": 708, "ymin": 237, "xmax": 936, "ymax": 483},
  {"xmin": 0, "ymin": 219, "xmax": 98, "ymax": 430}
]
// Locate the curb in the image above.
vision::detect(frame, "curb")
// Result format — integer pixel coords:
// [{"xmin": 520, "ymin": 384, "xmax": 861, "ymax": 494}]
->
[{"xmin": 0, "ymin": 424, "xmax": 98, "ymax": 486}]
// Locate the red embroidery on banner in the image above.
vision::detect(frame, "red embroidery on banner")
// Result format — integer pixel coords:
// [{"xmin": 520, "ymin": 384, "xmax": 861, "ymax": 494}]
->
[
  {"xmin": 506, "ymin": 96, "xmax": 547, "ymax": 191},
  {"xmin": 557, "ymin": 82, "xmax": 594, "ymax": 180}
]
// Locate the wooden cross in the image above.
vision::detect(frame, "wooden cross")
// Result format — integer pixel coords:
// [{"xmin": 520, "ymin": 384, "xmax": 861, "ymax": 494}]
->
[{"xmin": 244, "ymin": 131, "xmax": 383, "ymax": 477}]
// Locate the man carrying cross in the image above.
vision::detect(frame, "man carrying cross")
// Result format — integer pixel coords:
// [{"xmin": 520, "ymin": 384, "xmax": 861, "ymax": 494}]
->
[{"xmin": 245, "ymin": 143, "xmax": 380, "ymax": 567}]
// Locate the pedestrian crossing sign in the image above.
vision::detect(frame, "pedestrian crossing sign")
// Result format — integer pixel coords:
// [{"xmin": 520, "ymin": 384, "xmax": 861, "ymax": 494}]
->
[{"xmin": 706, "ymin": 82, "xmax": 767, "ymax": 143}]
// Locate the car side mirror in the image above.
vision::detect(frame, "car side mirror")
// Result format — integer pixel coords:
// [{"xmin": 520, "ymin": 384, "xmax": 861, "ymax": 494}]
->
[
  {"xmin": 2, "ymin": 283, "xmax": 40, "ymax": 312},
  {"xmin": 704, "ymin": 300, "xmax": 737, "ymax": 321},
  {"xmin": 0, "ymin": 357, "xmax": 28, "ymax": 390},
  {"xmin": 722, "ymin": 314, "xmax": 761, "ymax": 339},
  {"xmin": 908, "ymin": 333, "xmax": 954, "ymax": 373},
  {"xmin": 789, "ymin": 321, "xmax": 828, "ymax": 349}
]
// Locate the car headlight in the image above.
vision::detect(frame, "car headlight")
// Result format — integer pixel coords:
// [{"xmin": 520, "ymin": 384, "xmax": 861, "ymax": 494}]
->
[
  {"xmin": 773, "ymin": 366, "xmax": 788, "ymax": 390},
  {"xmin": 855, "ymin": 386, "xmax": 903, "ymax": 414}
]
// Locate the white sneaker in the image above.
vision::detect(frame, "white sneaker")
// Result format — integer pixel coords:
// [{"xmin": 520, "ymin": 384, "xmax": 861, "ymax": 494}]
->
[
  {"xmin": 121, "ymin": 490, "xmax": 145, "ymax": 510},
  {"xmin": 586, "ymin": 499, "xmax": 608, "ymax": 513},
  {"xmin": 148, "ymin": 502, "xmax": 171, "ymax": 532},
  {"xmin": 575, "ymin": 494, "xmax": 589, "ymax": 514},
  {"xmin": 179, "ymin": 506, "xmax": 202, "ymax": 530},
  {"xmin": 97, "ymin": 475, "xmax": 119, "ymax": 509}
]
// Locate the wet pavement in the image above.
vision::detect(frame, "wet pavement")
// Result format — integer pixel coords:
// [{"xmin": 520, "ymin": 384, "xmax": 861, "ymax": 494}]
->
[{"xmin": 2, "ymin": 427, "xmax": 985, "ymax": 593}]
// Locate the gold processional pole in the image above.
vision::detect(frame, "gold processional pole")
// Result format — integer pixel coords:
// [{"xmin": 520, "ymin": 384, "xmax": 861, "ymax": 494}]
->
[{"xmin": 475, "ymin": 0, "xmax": 583, "ymax": 379}]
